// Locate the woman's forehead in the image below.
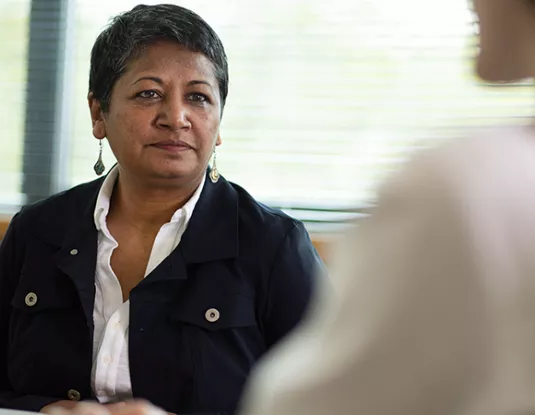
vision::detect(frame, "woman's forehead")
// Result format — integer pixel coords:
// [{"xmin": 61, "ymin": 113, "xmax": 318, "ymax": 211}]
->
[{"xmin": 124, "ymin": 41, "xmax": 217, "ymax": 82}]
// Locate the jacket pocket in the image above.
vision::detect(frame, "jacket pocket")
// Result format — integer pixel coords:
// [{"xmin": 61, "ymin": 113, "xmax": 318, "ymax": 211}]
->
[
  {"xmin": 7, "ymin": 261, "xmax": 87, "ymax": 398},
  {"xmin": 171, "ymin": 291, "xmax": 256, "ymax": 331},
  {"xmin": 11, "ymin": 268, "xmax": 77, "ymax": 313}
]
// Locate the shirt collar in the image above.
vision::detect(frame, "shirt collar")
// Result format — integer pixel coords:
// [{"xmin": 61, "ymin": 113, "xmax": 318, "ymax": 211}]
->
[
  {"xmin": 93, "ymin": 165, "xmax": 206, "ymax": 232},
  {"xmin": 94, "ymin": 166, "xmax": 119, "ymax": 232}
]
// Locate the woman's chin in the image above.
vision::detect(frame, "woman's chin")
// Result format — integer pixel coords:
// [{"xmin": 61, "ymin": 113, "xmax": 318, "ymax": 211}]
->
[{"xmin": 139, "ymin": 163, "xmax": 204, "ymax": 185}]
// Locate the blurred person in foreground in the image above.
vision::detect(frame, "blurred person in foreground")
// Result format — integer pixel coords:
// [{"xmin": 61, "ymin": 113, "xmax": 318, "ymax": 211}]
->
[
  {"xmin": 0, "ymin": 4, "xmax": 322, "ymax": 415},
  {"xmin": 235, "ymin": 0, "xmax": 535, "ymax": 414}
]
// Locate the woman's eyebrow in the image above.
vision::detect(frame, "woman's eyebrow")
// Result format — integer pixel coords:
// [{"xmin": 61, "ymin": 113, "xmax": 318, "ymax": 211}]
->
[
  {"xmin": 187, "ymin": 80, "xmax": 213, "ymax": 90},
  {"xmin": 132, "ymin": 77, "xmax": 213, "ymax": 90},
  {"xmin": 132, "ymin": 76, "xmax": 164, "ymax": 86}
]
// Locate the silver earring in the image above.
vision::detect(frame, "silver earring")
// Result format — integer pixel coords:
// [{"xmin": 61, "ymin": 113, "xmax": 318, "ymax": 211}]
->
[
  {"xmin": 93, "ymin": 140, "xmax": 106, "ymax": 176},
  {"xmin": 209, "ymin": 150, "xmax": 220, "ymax": 183}
]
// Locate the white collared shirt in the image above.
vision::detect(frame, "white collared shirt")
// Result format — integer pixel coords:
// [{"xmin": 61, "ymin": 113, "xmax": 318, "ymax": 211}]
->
[{"xmin": 91, "ymin": 166, "xmax": 205, "ymax": 403}]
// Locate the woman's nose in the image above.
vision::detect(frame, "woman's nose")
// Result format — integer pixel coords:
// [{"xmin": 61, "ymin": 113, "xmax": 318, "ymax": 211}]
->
[{"xmin": 157, "ymin": 100, "xmax": 191, "ymax": 131}]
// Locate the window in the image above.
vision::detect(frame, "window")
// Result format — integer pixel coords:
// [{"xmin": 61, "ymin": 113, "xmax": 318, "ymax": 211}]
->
[
  {"xmin": 0, "ymin": 0, "xmax": 29, "ymax": 212},
  {"xmin": 5, "ymin": 0, "xmax": 535, "ymax": 231}
]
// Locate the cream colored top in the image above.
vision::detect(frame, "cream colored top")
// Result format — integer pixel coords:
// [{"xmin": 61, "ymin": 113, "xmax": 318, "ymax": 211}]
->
[{"xmin": 240, "ymin": 126, "xmax": 535, "ymax": 415}]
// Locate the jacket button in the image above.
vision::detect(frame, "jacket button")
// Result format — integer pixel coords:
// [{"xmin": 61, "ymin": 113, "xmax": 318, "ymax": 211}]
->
[
  {"xmin": 67, "ymin": 389, "xmax": 81, "ymax": 401},
  {"xmin": 24, "ymin": 292, "xmax": 38, "ymax": 307},
  {"xmin": 70, "ymin": 249, "xmax": 78, "ymax": 256},
  {"xmin": 205, "ymin": 308, "xmax": 220, "ymax": 323}
]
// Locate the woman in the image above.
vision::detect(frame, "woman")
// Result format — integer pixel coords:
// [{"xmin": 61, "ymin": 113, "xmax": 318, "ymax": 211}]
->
[
  {"xmin": 236, "ymin": 0, "xmax": 535, "ymax": 414},
  {"xmin": 0, "ymin": 4, "xmax": 322, "ymax": 415}
]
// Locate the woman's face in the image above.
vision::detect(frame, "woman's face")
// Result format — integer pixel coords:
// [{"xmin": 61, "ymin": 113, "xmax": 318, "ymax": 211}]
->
[{"xmin": 89, "ymin": 40, "xmax": 222, "ymax": 187}]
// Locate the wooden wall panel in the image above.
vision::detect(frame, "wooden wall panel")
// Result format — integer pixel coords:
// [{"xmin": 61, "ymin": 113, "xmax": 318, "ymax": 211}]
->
[{"xmin": 0, "ymin": 216, "xmax": 10, "ymax": 240}]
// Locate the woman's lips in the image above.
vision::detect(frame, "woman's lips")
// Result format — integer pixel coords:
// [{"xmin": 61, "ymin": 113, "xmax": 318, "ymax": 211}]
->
[{"xmin": 150, "ymin": 140, "xmax": 193, "ymax": 153}]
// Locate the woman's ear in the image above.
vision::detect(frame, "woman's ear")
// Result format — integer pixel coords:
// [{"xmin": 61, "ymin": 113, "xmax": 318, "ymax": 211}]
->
[{"xmin": 88, "ymin": 92, "xmax": 107, "ymax": 139}]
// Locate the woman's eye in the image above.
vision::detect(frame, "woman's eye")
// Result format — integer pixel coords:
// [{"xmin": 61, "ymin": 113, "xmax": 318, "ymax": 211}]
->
[
  {"xmin": 137, "ymin": 90, "xmax": 160, "ymax": 99},
  {"xmin": 188, "ymin": 93, "xmax": 209, "ymax": 103}
]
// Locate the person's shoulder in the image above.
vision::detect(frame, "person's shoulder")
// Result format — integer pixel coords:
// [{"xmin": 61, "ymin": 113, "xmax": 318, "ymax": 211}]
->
[
  {"xmin": 421, "ymin": 125, "xmax": 531, "ymax": 171},
  {"xmin": 227, "ymin": 180, "xmax": 304, "ymax": 238},
  {"xmin": 380, "ymin": 125, "xmax": 535, "ymax": 203},
  {"xmin": 17, "ymin": 178, "xmax": 104, "ymax": 228}
]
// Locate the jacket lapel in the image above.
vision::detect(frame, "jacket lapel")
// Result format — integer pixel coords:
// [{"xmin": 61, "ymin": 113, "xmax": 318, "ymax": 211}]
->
[
  {"xmin": 140, "ymin": 172, "xmax": 239, "ymax": 287},
  {"xmin": 54, "ymin": 218, "xmax": 98, "ymax": 331},
  {"xmin": 180, "ymin": 172, "xmax": 239, "ymax": 264},
  {"xmin": 47, "ymin": 179, "xmax": 103, "ymax": 331}
]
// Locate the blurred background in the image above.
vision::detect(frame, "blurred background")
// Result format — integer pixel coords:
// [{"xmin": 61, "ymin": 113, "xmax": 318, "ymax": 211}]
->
[{"xmin": 2, "ymin": 0, "xmax": 534, "ymax": 235}]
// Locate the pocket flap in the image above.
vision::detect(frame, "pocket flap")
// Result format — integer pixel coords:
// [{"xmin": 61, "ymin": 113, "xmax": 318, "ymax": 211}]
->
[
  {"xmin": 171, "ymin": 292, "xmax": 256, "ymax": 331},
  {"xmin": 11, "ymin": 272, "xmax": 77, "ymax": 313}
]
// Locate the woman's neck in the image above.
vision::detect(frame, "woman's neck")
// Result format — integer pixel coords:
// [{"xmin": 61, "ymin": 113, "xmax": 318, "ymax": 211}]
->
[{"xmin": 108, "ymin": 170, "xmax": 203, "ymax": 233}]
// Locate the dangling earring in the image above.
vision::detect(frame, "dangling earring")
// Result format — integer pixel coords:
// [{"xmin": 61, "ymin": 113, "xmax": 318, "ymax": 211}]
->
[
  {"xmin": 209, "ymin": 150, "xmax": 220, "ymax": 183},
  {"xmin": 93, "ymin": 140, "xmax": 106, "ymax": 176}
]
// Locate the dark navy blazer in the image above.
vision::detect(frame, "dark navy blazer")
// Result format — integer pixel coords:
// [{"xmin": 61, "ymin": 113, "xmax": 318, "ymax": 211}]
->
[{"xmin": 0, "ymin": 172, "xmax": 323, "ymax": 415}]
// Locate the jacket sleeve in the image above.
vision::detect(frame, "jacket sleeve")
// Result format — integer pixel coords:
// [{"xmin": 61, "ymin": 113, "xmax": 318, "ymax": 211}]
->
[
  {"xmin": 262, "ymin": 222, "xmax": 325, "ymax": 349},
  {"xmin": 0, "ymin": 212, "xmax": 63, "ymax": 411},
  {"xmin": 238, "ymin": 152, "xmax": 489, "ymax": 415}
]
